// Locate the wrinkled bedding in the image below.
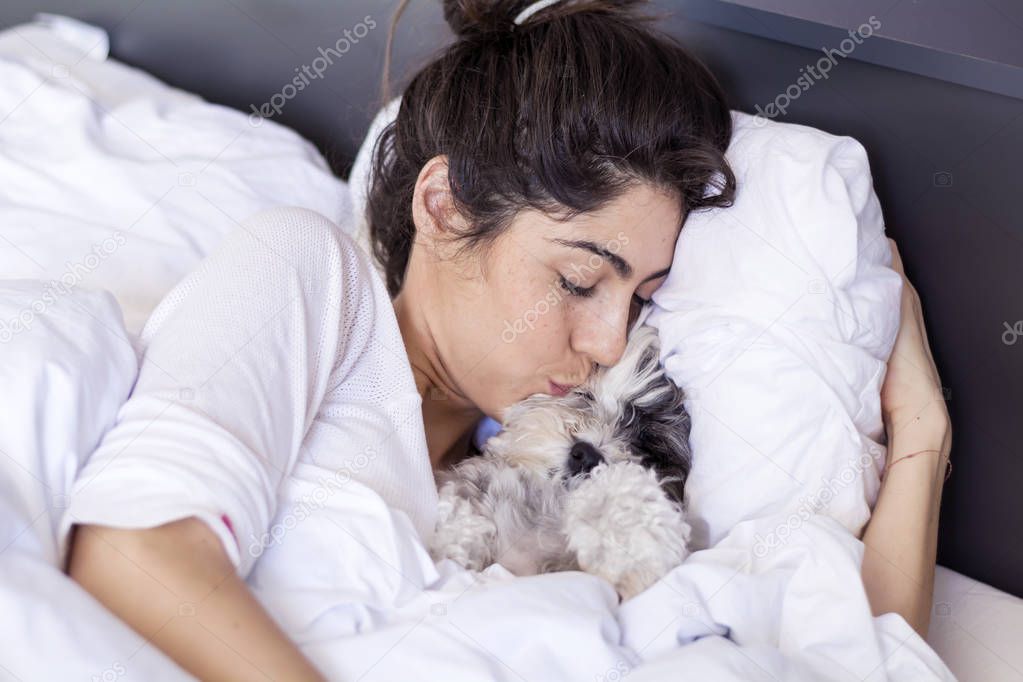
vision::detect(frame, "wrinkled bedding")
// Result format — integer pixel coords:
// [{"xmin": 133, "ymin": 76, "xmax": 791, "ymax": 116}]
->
[
  {"xmin": 0, "ymin": 14, "xmax": 956, "ymax": 682},
  {"xmin": 0, "ymin": 280, "xmax": 953, "ymax": 681}
]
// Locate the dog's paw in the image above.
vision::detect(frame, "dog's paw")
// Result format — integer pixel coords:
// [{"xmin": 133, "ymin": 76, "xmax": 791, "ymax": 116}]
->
[
  {"xmin": 430, "ymin": 489, "xmax": 498, "ymax": 571},
  {"xmin": 562, "ymin": 461, "xmax": 691, "ymax": 600}
]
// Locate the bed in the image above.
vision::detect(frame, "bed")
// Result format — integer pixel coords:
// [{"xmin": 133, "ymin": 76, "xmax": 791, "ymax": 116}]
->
[{"xmin": 0, "ymin": 2, "xmax": 1020, "ymax": 681}]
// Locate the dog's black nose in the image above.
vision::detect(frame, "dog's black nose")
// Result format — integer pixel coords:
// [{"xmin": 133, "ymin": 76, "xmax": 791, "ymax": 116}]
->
[{"xmin": 567, "ymin": 441, "xmax": 605, "ymax": 477}]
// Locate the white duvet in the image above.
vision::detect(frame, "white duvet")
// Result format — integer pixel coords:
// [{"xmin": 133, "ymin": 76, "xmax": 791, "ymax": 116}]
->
[
  {"xmin": 0, "ymin": 281, "xmax": 954, "ymax": 681},
  {"xmin": 0, "ymin": 15, "xmax": 955, "ymax": 682}
]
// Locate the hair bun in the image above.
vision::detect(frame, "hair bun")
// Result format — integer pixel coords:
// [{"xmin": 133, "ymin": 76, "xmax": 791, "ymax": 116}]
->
[
  {"xmin": 442, "ymin": 0, "xmax": 518, "ymax": 38},
  {"xmin": 441, "ymin": 0, "xmax": 648, "ymax": 39}
]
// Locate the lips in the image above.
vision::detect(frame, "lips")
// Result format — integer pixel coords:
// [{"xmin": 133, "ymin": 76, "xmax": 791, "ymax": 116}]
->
[{"xmin": 548, "ymin": 380, "xmax": 573, "ymax": 397}]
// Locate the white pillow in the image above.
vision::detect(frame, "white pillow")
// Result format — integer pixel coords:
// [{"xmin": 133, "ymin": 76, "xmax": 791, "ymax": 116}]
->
[
  {"xmin": 0, "ymin": 15, "xmax": 350, "ymax": 336},
  {"xmin": 348, "ymin": 95, "xmax": 402, "ymax": 282},
  {"xmin": 648, "ymin": 111, "xmax": 900, "ymax": 549},
  {"xmin": 351, "ymin": 99, "xmax": 900, "ymax": 551}
]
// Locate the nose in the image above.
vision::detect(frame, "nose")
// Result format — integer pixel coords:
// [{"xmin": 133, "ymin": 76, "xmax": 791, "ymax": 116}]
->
[
  {"xmin": 566, "ymin": 441, "xmax": 605, "ymax": 477},
  {"xmin": 572, "ymin": 306, "xmax": 629, "ymax": 369}
]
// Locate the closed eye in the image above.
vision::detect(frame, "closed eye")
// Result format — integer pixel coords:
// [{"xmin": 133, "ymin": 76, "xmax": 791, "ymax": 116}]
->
[{"xmin": 559, "ymin": 275, "xmax": 595, "ymax": 298}]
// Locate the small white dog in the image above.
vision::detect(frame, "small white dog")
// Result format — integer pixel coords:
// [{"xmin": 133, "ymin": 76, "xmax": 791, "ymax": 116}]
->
[{"xmin": 429, "ymin": 324, "xmax": 693, "ymax": 600}]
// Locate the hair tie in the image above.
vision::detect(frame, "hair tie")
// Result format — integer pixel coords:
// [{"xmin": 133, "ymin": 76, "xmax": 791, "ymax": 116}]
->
[{"xmin": 513, "ymin": 0, "xmax": 568, "ymax": 26}]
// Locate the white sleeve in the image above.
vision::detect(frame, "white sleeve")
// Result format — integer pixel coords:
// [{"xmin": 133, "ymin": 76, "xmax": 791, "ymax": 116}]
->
[{"xmin": 60, "ymin": 207, "xmax": 370, "ymax": 578}]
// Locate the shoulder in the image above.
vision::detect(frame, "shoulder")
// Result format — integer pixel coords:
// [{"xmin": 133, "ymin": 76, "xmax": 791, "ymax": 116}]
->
[
  {"xmin": 237, "ymin": 204, "xmax": 393, "ymax": 343},
  {"xmin": 235, "ymin": 206, "xmax": 372, "ymax": 275},
  {"xmin": 140, "ymin": 206, "xmax": 390, "ymax": 351},
  {"xmin": 226, "ymin": 205, "xmax": 389, "ymax": 311}
]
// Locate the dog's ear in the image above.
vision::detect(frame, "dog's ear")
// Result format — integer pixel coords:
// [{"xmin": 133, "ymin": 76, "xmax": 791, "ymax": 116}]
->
[
  {"xmin": 632, "ymin": 378, "xmax": 692, "ymax": 498},
  {"xmin": 626, "ymin": 330, "xmax": 693, "ymax": 506}
]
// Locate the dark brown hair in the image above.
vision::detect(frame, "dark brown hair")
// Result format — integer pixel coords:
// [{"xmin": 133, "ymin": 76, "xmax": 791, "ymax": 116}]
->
[{"xmin": 368, "ymin": 0, "xmax": 736, "ymax": 297}]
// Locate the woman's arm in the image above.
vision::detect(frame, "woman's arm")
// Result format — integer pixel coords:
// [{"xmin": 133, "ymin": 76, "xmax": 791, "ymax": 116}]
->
[
  {"xmin": 68, "ymin": 517, "xmax": 327, "ymax": 682},
  {"xmin": 58, "ymin": 211, "xmax": 373, "ymax": 681},
  {"xmin": 860, "ymin": 238, "xmax": 952, "ymax": 638}
]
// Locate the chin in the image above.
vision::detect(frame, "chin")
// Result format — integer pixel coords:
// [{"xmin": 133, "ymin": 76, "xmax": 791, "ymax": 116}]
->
[{"xmin": 428, "ymin": 324, "xmax": 693, "ymax": 601}]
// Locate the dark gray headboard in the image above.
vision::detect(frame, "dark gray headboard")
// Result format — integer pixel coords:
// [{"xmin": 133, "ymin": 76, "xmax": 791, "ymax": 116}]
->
[{"xmin": 3, "ymin": 0, "xmax": 1021, "ymax": 597}]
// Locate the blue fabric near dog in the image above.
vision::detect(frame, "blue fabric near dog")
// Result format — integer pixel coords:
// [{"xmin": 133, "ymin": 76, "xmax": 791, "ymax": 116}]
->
[{"xmin": 472, "ymin": 416, "xmax": 503, "ymax": 451}]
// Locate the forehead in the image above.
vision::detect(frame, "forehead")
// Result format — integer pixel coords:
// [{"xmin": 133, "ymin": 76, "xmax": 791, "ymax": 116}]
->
[
  {"xmin": 576, "ymin": 183, "xmax": 682, "ymax": 229},
  {"xmin": 546, "ymin": 183, "xmax": 682, "ymax": 262}
]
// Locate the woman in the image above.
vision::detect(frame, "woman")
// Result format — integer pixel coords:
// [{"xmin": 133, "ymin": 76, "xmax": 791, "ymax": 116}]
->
[{"xmin": 66, "ymin": 1, "xmax": 951, "ymax": 680}]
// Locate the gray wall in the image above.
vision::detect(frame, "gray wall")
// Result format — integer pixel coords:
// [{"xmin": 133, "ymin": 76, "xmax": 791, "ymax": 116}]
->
[{"xmin": 1, "ymin": 0, "xmax": 453, "ymax": 177}]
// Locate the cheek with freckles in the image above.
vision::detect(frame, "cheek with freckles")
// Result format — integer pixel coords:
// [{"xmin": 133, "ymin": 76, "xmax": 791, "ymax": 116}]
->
[
  {"xmin": 470, "ymin": 271, "xmax": 575, "ymax": 412},
  {"xmin": 436, "ymin": 262, "xmax": 560, "ymax": 414}
]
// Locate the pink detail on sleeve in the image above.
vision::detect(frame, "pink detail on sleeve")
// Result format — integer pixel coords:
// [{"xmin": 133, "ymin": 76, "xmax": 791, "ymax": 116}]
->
[{"xmin": 220, "ymin": 513, "xmax": 237, "ymax": 543}]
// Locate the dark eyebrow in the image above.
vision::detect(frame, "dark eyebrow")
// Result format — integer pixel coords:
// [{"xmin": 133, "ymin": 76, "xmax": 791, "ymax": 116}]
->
[
  {"xmin": 549, "ymin": 237, "xmax": 670, "ymax": 283},
  {"xmin": 550, "ymin": 237, "xmax": 631, "ymax": 278},
  {"xmin": 642, "ymin": 266, "xmax": 671, "ymax": 284}
]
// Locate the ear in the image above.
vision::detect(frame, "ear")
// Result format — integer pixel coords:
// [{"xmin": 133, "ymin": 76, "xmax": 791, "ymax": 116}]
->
[{"xmin": 412, "ymin": 154, "xmax": 469, "ymax": 255}]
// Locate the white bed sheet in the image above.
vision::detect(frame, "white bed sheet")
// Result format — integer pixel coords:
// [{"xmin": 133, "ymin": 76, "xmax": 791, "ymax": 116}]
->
[
  {"xmin": 0, "ymin": 15, "xmax": 350, "ymax": 338},
  {"xmin": 928, "ymin": 566, "xmax": 1023, "ymax": 682},
  {"xmin": 0, "ymin": 232, "xmax": 956, "ymax": 682}
]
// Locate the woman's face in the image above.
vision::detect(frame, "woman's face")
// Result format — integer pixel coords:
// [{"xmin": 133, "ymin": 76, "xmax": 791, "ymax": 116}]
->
[{"xmin": 410, "ymin": 157, "xmax": 681, "ymax": 422}]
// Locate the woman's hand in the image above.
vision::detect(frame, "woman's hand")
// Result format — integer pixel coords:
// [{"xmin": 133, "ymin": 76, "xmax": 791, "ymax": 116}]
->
[{"xmin": 861, "ymin": 237, "xmax": 951, "ymax": 638}]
